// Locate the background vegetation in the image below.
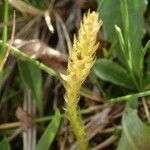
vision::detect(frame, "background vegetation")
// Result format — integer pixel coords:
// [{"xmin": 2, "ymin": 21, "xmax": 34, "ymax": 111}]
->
[{"xmin": 0, "ymin": 0, "xmax": 150, "ymax": 149}]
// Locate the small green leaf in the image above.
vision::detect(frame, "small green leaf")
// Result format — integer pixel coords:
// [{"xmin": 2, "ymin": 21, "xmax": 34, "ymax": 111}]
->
[
  {"xmin": 102, "ymin": 44, "xmax": 114, "ymax": 59},
  {"xmin": 102, "ymin": 48, "xmax": 109, "ymax": 58},
  {"xmin": 18, "ymin": 61, "xmax": 43, "ymax": 116},
  {"xmin": 93, "ymin": 59, "xmax": 134, "ymax": 88},
  {"xmin": 115, "ymin": 25, "xmax": 128, "ymax": 62},
  {"xmin": 0, "ymin": 139, "xmax": 11, "ymax": 150},
  {"xmin": 36, "ymin": 109, "xmax": 61, "ymax": 150},
  {"xmin": 117, "ymin": 100, "xmax": 150, "ymax": 150}
]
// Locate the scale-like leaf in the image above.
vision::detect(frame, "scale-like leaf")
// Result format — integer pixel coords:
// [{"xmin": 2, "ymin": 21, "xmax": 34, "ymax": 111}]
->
[
  {"xmin": 36, "ymin": 109, "xmax": 61, "ymax": 150},
  {"xmin": 117, "ymin": 100, "xmax": 150, "ymax": 150},
  {"xmin": 93, "ymin": 59, "xmax": 134, "ymax": 88}
]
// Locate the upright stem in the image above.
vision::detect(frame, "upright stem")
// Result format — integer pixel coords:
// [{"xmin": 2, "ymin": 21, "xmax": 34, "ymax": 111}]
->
[
  {"xmin": 0, "ymin": 0, "xmax": 9, "ymax": 66},
  {"xmin": 67, "ymin": 104, "xmax": 88, "ymax": 150},
  {"xmin": 61, "ymin": 11, "xmax": 101, "ymax": 150}
]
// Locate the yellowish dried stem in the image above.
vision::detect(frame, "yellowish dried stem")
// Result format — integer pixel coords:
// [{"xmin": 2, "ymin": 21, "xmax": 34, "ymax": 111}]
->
[{"xmin": 61, "ymin": 11, "xmax": 102, "ymax": 150}]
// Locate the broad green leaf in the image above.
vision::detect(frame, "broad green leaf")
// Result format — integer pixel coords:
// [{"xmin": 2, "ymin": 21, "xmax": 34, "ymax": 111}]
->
[
  {"xmin": 93, "ymin": 59, "xmax": 134, "ymax": 88},
  {"xmin": 98, "ymin": 0, "xmax": 122, "ymax": 42},
  {"xmin": 97, "ymin": 0, "xmax": 147, "ymax": 76},
  {"xmin": 36, "ymin": 109, "xmax": 61, "ymax": 150},
  {"xmin": 97, "ymin": 0, "xmax": 125, "ymax": 66},
  {"xmin": 18, "ymin": 61, "xmax": 43, "ymax": 116},
  {"xmin": 117, "ymin": 100, "xmax": 150, "ymax": 150},
  {"xmin": 0, "ymin": 139, "xmax": 11, "ymax": 150}
]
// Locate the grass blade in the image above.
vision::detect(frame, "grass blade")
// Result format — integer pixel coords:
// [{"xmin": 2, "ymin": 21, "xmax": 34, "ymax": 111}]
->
[{"xmin": 36, "ymin": 109, "xmax": 61, "ymax": 150}]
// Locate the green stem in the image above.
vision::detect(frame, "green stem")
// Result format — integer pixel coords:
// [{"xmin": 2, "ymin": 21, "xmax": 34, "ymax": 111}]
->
[
  {"xmin": 110, "ymin": 90, "xmax": 150, "ymax": 103},
  {"xmin": 0, "ymin": 0, "xmax": 9, "ymax": 66},
  {"xmin": 33, "ymin": 113, "xmax": 64, "ymax": 123},
  {"xmin": 67, "ymin": 104, "xmax": 88, "ymax": 150},
  {"xmin": 33, "ymin": 116, "xmax": 53, "ymax": 123},
  {"xmin": 0, "ymin": 40, "xmax": 60, "ymax": 79}
]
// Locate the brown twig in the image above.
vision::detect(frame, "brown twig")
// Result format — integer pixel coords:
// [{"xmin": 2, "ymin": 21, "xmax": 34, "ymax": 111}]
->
[
  {"xmin": 7, "ymin": 128, "xmax": 22, "ymax": 141},
  {"xmin": 0, "ymin": 17, "xmax": 26, "ymax": 29},
  {"xmin": 0, "ymin": 122, "xmax": 21, "ymax": 130},
  {"xmin": 15, "ymin": 17, "xmax": 40, "ymax": 38},
  {"xmin": 55, "ymin": 12, "xmax": 72, "ymax": 54},
  {"xmin": 80, "ymin": 91, "xmax": 104, "ymax": 102},
  {"xmin": 91, "ymin": 135, "xmax": 118, "ymax": 150},
  {"xmin": 98, "ymin": 126, "xmax": 122, "ymax": 134},
  {"xmin": 9, "ymin": 0, "xmax": 45, "ymax": 16}
]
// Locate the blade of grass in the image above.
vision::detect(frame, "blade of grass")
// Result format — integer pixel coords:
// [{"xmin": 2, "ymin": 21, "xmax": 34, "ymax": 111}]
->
[
  {"xmin": 115, "ymin": 25, "xmax": 139, "ymax": 90},
  {"xmin": 120, "ymin": 0, "xmax": 129, "ymax": 45},
  {"xmin": 120, "ymin": 0, "xmax": 141, "ymax": 91},
  {"xmin": 115, "ymin": 25, "xmax": 131, "ymax": 69},
  {"xmin": 36, "ymin": 109, "xmax": 61, "ymax": 150}
]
